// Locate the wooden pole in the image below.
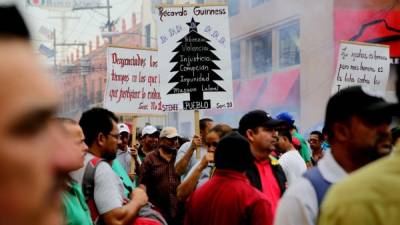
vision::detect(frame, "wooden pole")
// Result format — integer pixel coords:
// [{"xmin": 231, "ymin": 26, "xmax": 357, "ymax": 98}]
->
[
  {"xmin": 130, "ymin": 115, "xmax": 138, "ymax": 177},
  {"xmin": 194, "ymin": 110, "xmax": 200, "ymax": 159}
]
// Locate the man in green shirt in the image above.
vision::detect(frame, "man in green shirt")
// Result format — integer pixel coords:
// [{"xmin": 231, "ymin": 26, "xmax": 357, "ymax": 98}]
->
[{"xmin": 57, "ymin": 118, "xmax": 93, "ymax": 225}]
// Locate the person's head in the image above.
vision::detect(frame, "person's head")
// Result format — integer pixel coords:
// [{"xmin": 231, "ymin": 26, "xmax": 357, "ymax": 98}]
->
[
  {"xmin": 117, "ymin": 123, "xmax": 130, "ymax": 151},
  {"xmin": 309, "ymin": 130, "xmax": 323, "ymax": 151},
  {"xmin": 159, "ymin": 127, "xmax": 180, "ymax": 154},
  {"xmin": 200, "ymin": 118, "xmax": 214, "ymax": 141},
  {"xmin": 238, "ymin": 110, "xmax": 283, "ymax": 157},
  {"xmin": 275, "ymin": 129, "xmax": 293, "ymax": 153},
  {"xmin": 0, "ymin": 6, "xmax": 76, "ymax": 225},
  {"xmin": 324, "ymin": 86, "xmax": 395, "ymax": 169},
  {"xmin": 141, "ymin": 125, "xmax": 159, "ymax": 152},
  {"xmin": 215, "ymin": 132, "xmax": 254, "ymax": 172},
  {"xmin": 56, "ymin": 118, "xmax": 88, "ymax": 170},
  {"xmin": 205, "ymin": 123, "xmax": 232, "ymax": 154},
  {"xmin": 79, "ymin": 107, "xmax": 119, "ymax": 162},
  {"xmin": 276, "ymin": 112, "xmax": 296, "ymax": 131}
]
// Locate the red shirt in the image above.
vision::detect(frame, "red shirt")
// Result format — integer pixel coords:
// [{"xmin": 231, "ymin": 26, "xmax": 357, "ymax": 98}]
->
[
  {"xmin": 255, "ymin": 160, "xmax": 281, "ymax": 215},
  {"xmin": 184, "ymin": 169, "xmax": 273, "ymax": 225}
]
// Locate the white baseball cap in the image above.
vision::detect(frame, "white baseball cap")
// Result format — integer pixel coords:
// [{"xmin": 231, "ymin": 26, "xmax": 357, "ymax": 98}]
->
[
  {"xmin": 141, "ymin": 125, "xmax": 158, "ymax": 136},
  {"xmin": 118, "ymin": 123, "xmax": 130, "ymax": 134},
  {"xmin": 159, "ymin": 127, "xmax": 180, "ymax": 139}
]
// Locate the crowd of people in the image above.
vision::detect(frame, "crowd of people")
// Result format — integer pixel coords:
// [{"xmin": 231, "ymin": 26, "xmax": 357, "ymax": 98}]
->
[{"xmin": 3, "ymin": 5, "xmax": 400, "ymax": 225}]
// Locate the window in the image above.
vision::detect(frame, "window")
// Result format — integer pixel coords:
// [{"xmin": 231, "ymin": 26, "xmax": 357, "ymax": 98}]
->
[
  {"xmin": 90, "ymin": 79, "xmax": 95, "ymax": 104},
  {"xmin": 249, "ymin": 0, "xmax": 265, "ymax": 8},
  {"xmin": 279, "ymin": 22, "xmax": 300, "ymax": 68},
  {"xmin": 97, "ymin": 78, "xmax": 103, "ymax": 102},
  {"xmin": 231, "ymin": 41, "xmax": 241, "ymax": 79},
  {"xmin": 196, "ymin": 0, "xmax": 205, "ymax": 3},
  {"xmin": 229, "ymin": 0, "xmax": 239, "ymax": 16},
  {"xmin": 166, "ymin": 0, "xmax": 174, "ymax": 4},
  {"xmin": 145, "ymin": 24, "xmax": 151, "ymax": 48},
  {"xmin": 249, "ymin": 32, "xmax": 272, "ymax": 74}
]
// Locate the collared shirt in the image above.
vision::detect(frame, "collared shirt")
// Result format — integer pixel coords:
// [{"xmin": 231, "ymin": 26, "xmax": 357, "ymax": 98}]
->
[
  {"xmin": 274, "ymin": 151, "xmax": 347, "ymax": 225},
  {"xmin": 139, "ymin": 149, "xmax": 181, "ymax": 224},
  {"xmin": 185, "ymin": 169, "xmax": 273, "ymax": 225},
  {"xmin": 319, "ymin": 147, "xmax": 400, "ymax": 225},
  {"xmin": 63, "ymin": 181, "xmax": 94, "ymax": 225},
  {"xmin": 255, "ymin": 160, "xmax": 281, "ymax": 215}
]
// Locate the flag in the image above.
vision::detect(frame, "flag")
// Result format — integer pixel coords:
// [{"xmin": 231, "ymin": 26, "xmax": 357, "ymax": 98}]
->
[{"xmin": 39, "ymin": 44, "xmax": 55, "ymax": 58}]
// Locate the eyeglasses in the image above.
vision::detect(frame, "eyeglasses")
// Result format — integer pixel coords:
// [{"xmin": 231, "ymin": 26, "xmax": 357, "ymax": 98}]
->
[{"xmin": 108, "ymin": 133, "xmax": 119, "ymax": 139}]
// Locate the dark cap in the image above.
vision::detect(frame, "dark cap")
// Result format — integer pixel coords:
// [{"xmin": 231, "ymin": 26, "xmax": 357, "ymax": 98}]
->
[
  {"xmin": 238, "ymin": 109, "xmax": 285, "ymax": 135},
  {"xmin": 324, "ymin": 86, "xmax": 398, "ymax": 136},
  {"xmin": 215, "ymin": 132, "xmax": 254, "ymax": 172}
]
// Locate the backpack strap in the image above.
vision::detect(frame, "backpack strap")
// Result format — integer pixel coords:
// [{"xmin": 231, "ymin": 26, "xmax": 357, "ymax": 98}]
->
[
  {"xmin": 303, "ymin": 167, "xmax": 332, "ymax": 207},
  {"xmin": 82, "ymin": 157, "xmax": 105, "ymax": 223}
]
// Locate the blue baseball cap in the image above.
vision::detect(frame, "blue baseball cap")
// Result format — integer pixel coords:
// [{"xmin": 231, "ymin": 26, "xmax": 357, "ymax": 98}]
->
[{"xmin": 276, "ymin": 112, "xmax": 295, "ymax": 125}]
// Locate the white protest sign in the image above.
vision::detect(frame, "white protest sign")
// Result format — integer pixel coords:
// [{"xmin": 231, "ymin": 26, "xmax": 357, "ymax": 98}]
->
[
  {"xmin": 332, "ymin": 41, "xmax": 390, "ymax": 96},
  {"xmin": 104, "ymin": 47, "xmax": 166, "ymax": 114},
  {"xmin": 157, "ymin": 4, "xmax": 233, "ymax": 111}
]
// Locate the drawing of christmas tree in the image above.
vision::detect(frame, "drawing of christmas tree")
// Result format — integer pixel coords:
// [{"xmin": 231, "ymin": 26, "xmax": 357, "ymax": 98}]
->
[{"xmin": 168, "ymin": 17, "xmax": 225, "ymax": 110}]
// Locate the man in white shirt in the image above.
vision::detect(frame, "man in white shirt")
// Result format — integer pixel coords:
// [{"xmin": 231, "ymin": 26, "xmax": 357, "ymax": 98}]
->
[
  {"xmin": 175, "ymin": 118, "xmax": 213, "ymax": 180},
  {"xmin": 274, "ymin": 86, "xmax": 394, "ymax": 225},
  {"xmin": 275, "ymin": 129, "xmax": 307, "ymax": 186}
]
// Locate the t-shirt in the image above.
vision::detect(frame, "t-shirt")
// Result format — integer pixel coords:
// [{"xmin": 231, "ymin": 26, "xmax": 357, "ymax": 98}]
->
[
  {"xmin": 185, "ymin": 169, "xmax": 273, "ymax": 225},
  {"xmin": 184, "ymin": 161, "xmax": 213, "ymax": 189},
  {"xmin": 278, "ymin": 150, "xmax": 307, "ymax": 186},
  {"xmin": 293, "ymin": 132, "xmax": 312, "ymax": 163},
  {"xmin": 63, "ymin": 181, "xmax": 94, "ymax": 225},
  {"xmin": 112, "ymin": 159, "xmax": 135, "ymax": 197},
  {"xmin": 175, "ymin": 141, "xmax": 207, "ymax": 180},
  {"xmin": 70, "ymin": 153, "xmax": 126, "ymax": 216},
  {"xmin": 255, "ymin": 160, "xmax": 281, "ymax": 215}
]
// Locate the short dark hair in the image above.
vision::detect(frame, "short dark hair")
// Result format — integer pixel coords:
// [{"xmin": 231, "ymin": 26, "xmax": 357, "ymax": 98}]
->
[
  {"xmin": 215, "ymin": 132, "xmax": 254, "ymax": 172},
  {"xmin": 0, "ymin": 6, "xmax": 30, "ymax": 39},
  {"xmin": 200, "ymin": 118, "xmax": 213, "ymax": 131},
  {"xmin": 278, "ymin": 129, "xmax": 292, "ymax": 143},
  {"xmin": 310, "ymin": 130, "xmax": 323, "ymax": 141},
  {"xmin": 79, "ymin": 107, "xmax": 118, "ymax": 147}
]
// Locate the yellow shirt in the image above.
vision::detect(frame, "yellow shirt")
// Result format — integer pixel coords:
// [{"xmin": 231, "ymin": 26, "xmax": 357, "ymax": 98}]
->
[{"xmin": 319, "ymin": 147, "xmax": 400, "ymax": 225}]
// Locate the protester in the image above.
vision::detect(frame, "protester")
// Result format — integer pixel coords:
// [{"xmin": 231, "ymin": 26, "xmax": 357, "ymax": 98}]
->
[
  {"xmin": 175, "ymin": 118, "xmax": 214, "ymax": 179},
  {"xmin": 277, "ymin": 112, "xmax": 313, "ymax": 167},
  {"xmin": 115, "ymin": 123, "xmax": 141, "ymax": 184},
  {"xmin": 138, "ymin": 125, "xmax": 159, "ymax": 162},
  {"xmin": 238, "ymin": 110, "xmax": 287, "ymax": 217},
  {"xmin": 58, "ymin": 118, "xmax": 93, "ymax": 225},
  {"xmin": 318, "ymin": 83, "xmax": 400, "ymax": 225},
  {"xmin": 308, "ymin": 130, "xmax": 324, "ymax": 165},
  {"xmin": 275, "ymin": 129, "xmax": 307, "ymax": 186},
  {"xmin": 184, "ymin": 132, "xmax": 273, "ymax": 225},
  {"xmin": 139, "ymin": 127, "xmax": 183, "ymax": 225},
  {"xmin": 0, "ymin": 6, "xmax": 79, "ymax": 225},
  {"xmin": 321, "ymin": 126, "xmax": 331, "ymax": 152},
  {"xmin": 274, "ymin": 86, "xmax": 394, "ymax": 225},
  {"xmin": 177, "ymin": 123, "xmax": 232, "ymax": 201},
  {"xmin": 72, "ymin": 107, "xmax": 148, "ymax": 225}
]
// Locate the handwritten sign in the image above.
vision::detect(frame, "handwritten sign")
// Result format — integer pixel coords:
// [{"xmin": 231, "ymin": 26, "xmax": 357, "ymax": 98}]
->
[
  {"xmin": 332, "ymin": 41, "xmax": 390, "ymax": 96},
  {"xmin": 157, "ymin": 4, "xmax": 233, "ymax": 110},
  {"xmin": 104, "ymin": 47, "xmax": 169, "ymax": 114}
]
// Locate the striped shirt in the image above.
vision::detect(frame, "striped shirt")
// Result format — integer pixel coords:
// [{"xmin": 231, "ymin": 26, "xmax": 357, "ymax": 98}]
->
[{"xmin": 139, "ymin": 149, "xmax": 181, "ymax": 224}]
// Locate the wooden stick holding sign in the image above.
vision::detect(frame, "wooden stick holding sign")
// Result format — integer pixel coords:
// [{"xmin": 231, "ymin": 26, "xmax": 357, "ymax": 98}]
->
[
  {"xmin": 194, "ymin": 110, "xmax": 200, "ymax": 159},
  {"xmin": 130, "ymin": 115, "xmax": 138, "ymax": 181}
]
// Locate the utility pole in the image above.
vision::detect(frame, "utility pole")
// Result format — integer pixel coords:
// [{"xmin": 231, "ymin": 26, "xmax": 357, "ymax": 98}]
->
[{"xmin": 73, "ymin": 0, "xmax": 113, "ymax": 43}]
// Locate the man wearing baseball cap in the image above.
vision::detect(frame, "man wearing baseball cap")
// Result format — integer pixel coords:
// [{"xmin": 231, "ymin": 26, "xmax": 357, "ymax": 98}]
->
[
  {"xmin": 275, "ymin": 86, "xmax": 395, "ymax": 225},
  {"xmin": 238, "ymin": 110, "xmax": 287, "ymax": 219},
  {"xmin": 138, "ymin": 125, "xmax": 159, "ymax": 162},
  {"xmin": 115, "ymin": 123, "xmax": 133, "ymax": 174},
  {"xmin": 139, "ymin": 127, "xmax": 183, "ymax": 225}
]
